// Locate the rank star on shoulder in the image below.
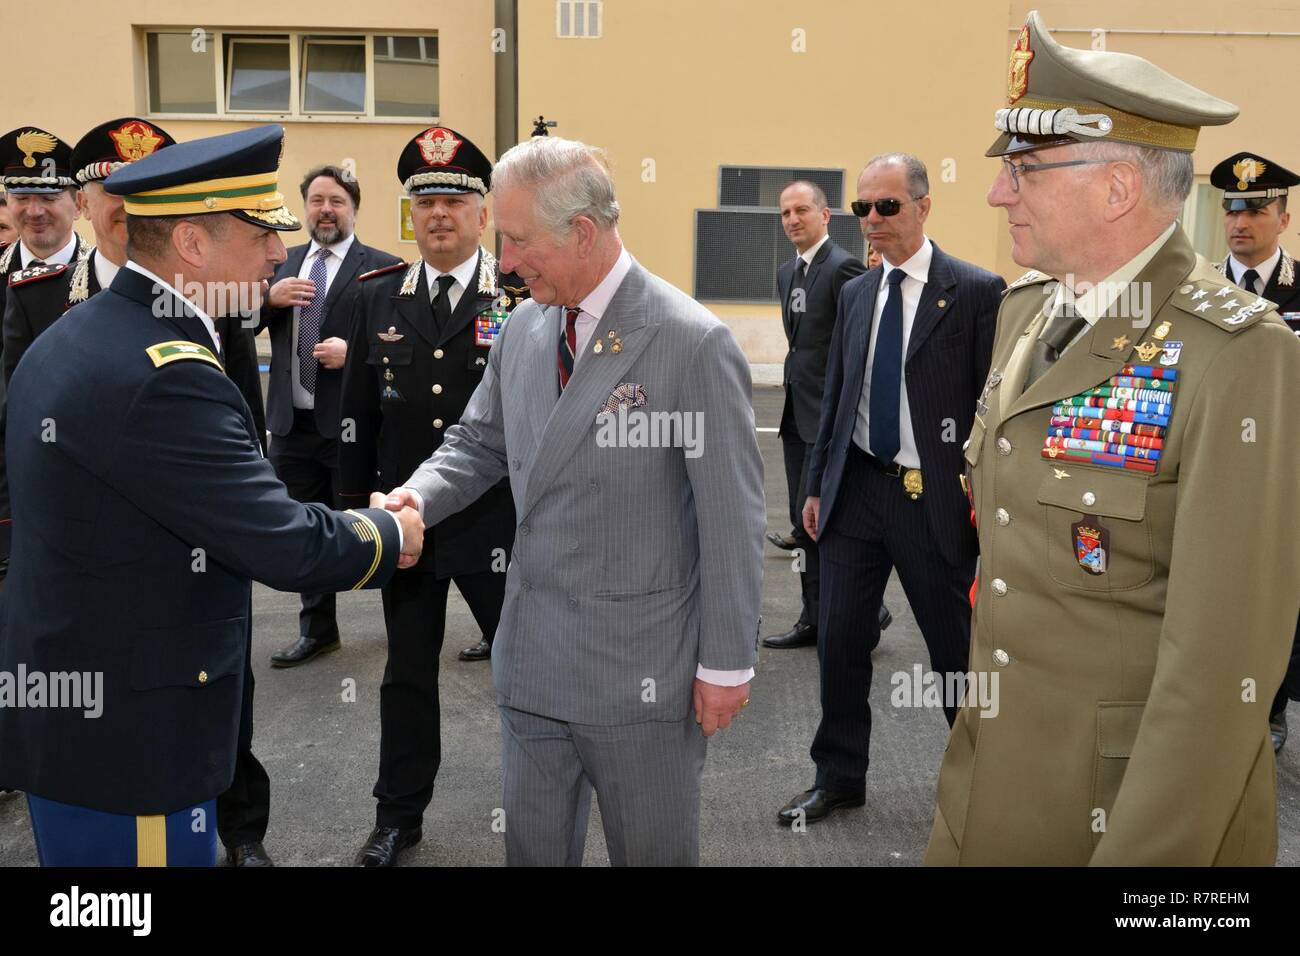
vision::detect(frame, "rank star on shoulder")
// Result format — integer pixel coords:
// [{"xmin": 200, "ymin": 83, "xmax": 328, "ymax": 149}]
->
[
  {"xmin": 174, "ymin": 344, "xmax": 201, "ymax": 353},
  {"xmin": 1195, "ymin": 301, "xmax": 1212, "ymax": 312},
  {"xmin": 1218, "ymin": 298, "xmax": 1240, "ymax": 310},
  {"xmin": 1190, "ymin": 289, "xmax": 1208, "ymax": 300}
]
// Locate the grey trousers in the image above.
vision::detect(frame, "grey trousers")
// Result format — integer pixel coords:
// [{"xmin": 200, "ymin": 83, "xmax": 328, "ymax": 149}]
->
[{"xmin": 499, "ymin": 705, "xmax": 707, "ymax": 866}]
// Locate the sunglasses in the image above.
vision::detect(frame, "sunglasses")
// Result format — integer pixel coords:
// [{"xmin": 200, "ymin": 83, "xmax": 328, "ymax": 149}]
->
[{"xmin": 850, "ymin": 198, "xmax": 914, "ymax": 218}]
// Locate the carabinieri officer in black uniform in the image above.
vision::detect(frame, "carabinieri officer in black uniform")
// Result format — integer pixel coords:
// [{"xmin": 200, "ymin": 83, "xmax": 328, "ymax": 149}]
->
[
  {"xmin": 338, "ymin": 126, "xmax": 526, "ymax": 866},
  {"xmin": 0, "ymin": 125, "xmax": 423, "ymax": 867}
]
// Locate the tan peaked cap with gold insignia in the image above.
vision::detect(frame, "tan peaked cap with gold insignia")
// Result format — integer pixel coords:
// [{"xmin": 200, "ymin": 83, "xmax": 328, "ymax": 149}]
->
[{"xmin": 988, "ymin": 10, "xmax": 1239, "ymax": 157}]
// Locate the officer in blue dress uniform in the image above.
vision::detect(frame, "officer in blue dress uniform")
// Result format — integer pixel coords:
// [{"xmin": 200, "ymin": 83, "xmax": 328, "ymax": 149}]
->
[
  {"xmin": 1209, "ymin": 151, "xmax": 1300, "ymax": 752},
  {"xmin": 0, "ymin": 125, "xmax": 423, "ymax": 866}
]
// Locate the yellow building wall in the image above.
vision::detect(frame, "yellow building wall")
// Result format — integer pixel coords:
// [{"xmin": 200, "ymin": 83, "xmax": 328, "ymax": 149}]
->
[{"xmin": 0, "ymin": 0, "xmax": 496, "ymax": 264}]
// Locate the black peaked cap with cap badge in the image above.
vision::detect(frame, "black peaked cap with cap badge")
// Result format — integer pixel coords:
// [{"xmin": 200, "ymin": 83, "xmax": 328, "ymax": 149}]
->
[
  {"xmin": 72, "ymin": 118, "xmax": 176, "ymax": 186},
  {"xmin": 0, "ymin": 127, "xmax": 76, "ymax": 193},
  {"xmin": 398, "ymin": 126, "xmax": 492, "ymax": 196},
  {"xmin": 1210, "ymin": 152, "xmax": 1300, "ymax": 212},
  {"xmin": 104, "ymin": 124, "xmax": 300, "ymax": 231},
  {"xmin": 988, "ymin": 10, "xmax": 1238, "ymax": 157}
]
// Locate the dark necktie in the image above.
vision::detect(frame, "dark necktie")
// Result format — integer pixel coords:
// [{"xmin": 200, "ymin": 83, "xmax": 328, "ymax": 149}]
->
[
  {"xmin": 790, "ymin": 258, "xmax": 807, "ymax": 307},
  {"xmin": 557, "ymin": 307, "xmax": 579, "ymax": 391},
  {"xmin": 432, "ymin": 273, "xmax": 456, "ymax": 333},
  {"xmin": 296, "ymin": 248, "xmax": 331, "ymax": 392},
  {"xmin": 868, "ymin": 268, "xmax": 908, "ymax": 463},
  {"xmin": 28, "ymin": 259, "xmax": 46, "ymax": 268},
  {"xmin": 1025, "ymin": 299, "xmax": 1087, "ymax": 388},
  {"xmin": 1238, "ymin": 268, "xmax": 1260, "ymax": 295}
]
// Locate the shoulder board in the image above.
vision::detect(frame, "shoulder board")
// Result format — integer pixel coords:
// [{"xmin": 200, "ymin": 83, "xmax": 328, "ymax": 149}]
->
[
  {"xmin": 1004, "ymin": 269, "xmax": 1052, "ymax": 292},
  {"xmin": 0, "ymin": 242, "xmax": 15, "ymax": 273},
  {"xmin": 1169, "ymin": 259, "xmax": 1275, "ymax": 333},
  {"xmin": 8, "ymin": 262, "xmax": 68, "ymax": 288},
  {"xmin": 358, "ymin": 261, "xmax": 408, "ymax": 282},
  {"xmin": 146, "ymin": 340, "xmax": 223, "ymax": 370}
]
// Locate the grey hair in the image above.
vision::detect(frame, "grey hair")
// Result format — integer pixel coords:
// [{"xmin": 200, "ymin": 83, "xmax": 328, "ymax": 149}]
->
[
  {"xmin": 493, "ymin": 136, "xmax": 620, "ymax": 236},
  {"xmin": 1071, "ymin": 141, "xmax": 1193, "ymax": 215},
  {"xmin": 864, "ymin": 153, "xmax": 929, "ymax": 200}
]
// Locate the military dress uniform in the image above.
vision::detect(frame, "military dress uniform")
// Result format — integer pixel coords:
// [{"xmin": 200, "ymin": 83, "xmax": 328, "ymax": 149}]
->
[
  {"xmin": 0, "ymin": 125, "xmax": 406, "ymax": 866},
  {"xmin": 926, "ymin": 12, "xmax": 1300, "ymax": 866},
  {"xmin": 337, "ymin": 127, "xmax": 524, "ymax": 857},
  {"xmin": 1209, "ymin": 152, "xmax": 1300, "ymax": 749}
]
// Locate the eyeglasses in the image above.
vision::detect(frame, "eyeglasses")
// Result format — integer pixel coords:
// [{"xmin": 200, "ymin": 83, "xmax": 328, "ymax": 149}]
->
[
  {"xmin": 1000, "ymin": 156, "xmax": 1115, "ymax": 192},
  {"xmin": 850, "ymin": 197, "xmax": 921, "ymax": 218}
]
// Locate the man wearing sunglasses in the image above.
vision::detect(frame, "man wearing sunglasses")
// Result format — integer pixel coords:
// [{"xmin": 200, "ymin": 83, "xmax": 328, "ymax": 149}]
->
[
  {"xmin": 1208, "ymin": 152, "xmax": 1300, "ymax": 756},
  {"xmin": 926, "ymin": 12, "xmax": 1299, "ymax": 866},
  {"xmin": 776, "ymin": 153, "xmax": 1004, "ymax": 827}
]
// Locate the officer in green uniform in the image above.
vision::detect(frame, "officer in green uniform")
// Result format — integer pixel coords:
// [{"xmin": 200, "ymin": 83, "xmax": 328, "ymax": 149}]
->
[{"xmin": 926, "ymin": 11, "xmax": 1300, "ymax": 866}]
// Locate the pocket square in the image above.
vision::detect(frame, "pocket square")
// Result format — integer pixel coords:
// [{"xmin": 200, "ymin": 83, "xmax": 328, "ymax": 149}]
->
[{"xmin": 600, "ymin": 382, "xmax": 648, "ymax": 415}]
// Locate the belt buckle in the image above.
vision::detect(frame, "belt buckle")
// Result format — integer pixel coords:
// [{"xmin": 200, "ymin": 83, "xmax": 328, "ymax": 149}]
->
[{"xmin": 902, "ymin": 468, "xmax": 923, "ymax": 500}]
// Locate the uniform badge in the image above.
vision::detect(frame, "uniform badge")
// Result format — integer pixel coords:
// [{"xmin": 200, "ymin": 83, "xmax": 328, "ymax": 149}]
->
[
  {"xmin": 1133, "ymin": 341, "xmax": 1161, "ymax": 363},
  {"xmin": 15, "ymin": 129, "xmax": 57, "ymax": 168},
  {"xmin": 474, "ymin": 308, "xmax": 506, "ymax": 347},
  {"xmin": 1232, "ymin": 157, "xmax": 1264, "ymax": 191},
  {"xmin": 1159, "ymin": 341, "xmax": 1182, "ymax": 366},
  {"xmin": 416, "ymin": 127, "xmax": 463, "ymax": 166},
  {"xmin": 381, "ymin": 384, "xmax": 405, "ymax": 403},
  {"xmin": 1111, "ymin": 335, "xmax": 1130, "ymax": 352},
  {"xmin": 109, "ymin": 120, "xmax": 165, "ymax": 161},
  {"xmin": 1007, "ymin": 25, "xmax": 1034, "ymax": 104},
  {"xmin": 902, "ymin": 469, "xmax": 924, "ymax": 501},
  {"xmin": 377, "ymin": 327, "xmax": 404, "ymax": 342},
  {"xmin": 1152, "ymin": 321, "xmax": 1172, "ymax": 341},
  {"xmin": 1072, "ymin": 518, "xmax": 1109, "ymax": 574}
]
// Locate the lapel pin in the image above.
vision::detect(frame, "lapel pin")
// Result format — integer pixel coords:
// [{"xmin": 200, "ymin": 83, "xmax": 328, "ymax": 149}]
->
[
  {"xmin": 1153, "ymin": 321, "xmax": 1172, "ymax": 340},
  {"xmin": 937, "ymin": 299, "xmax": 947, "ymax": 309},
  {"xmin": 1133, "ymin": 341, "xmax": 1161, "ymax": 362},
  {"xmin": 593, "ymin": 341, "xmax": 604, "ymax": 354},
  {"xmin": 1053, "ymin": 468, "xmax": 1071, "ymax": 480},
  {"xmin": 607, "ymin": 330, "xmax": 616, "ymax": 338},
  {"xmin": 1111, "ymin": 335, "xmax": 1130, "ymax": 352},
  {"xmin": 611, "ymin": 339, "xmax": 623, "ymax": 354}
]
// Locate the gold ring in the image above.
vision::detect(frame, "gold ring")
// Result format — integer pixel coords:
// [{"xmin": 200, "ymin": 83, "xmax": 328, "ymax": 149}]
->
[{"xmin": 741, "ymin": 698, "xmax": 750, "ymax": 708}]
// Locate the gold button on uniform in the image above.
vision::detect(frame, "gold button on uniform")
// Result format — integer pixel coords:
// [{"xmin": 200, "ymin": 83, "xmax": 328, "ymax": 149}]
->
[
  {"xmin": 991, "ymin": 578, "xmax": 1008, "ymax": 596},
  {"xmin": 198, "ymin": 670, "xmax": 208, "ymax": 684},
  {"xmin": 993, "ymin": 649, "xmax": 1010, "ymax": 667},
  {"xmin": 382, "ymin": 356, "xmax": 390, "ymax": 365},
  {"xmin": 1082, "ymin": 492, "xmax": 1096, "ymax": 507},
  {"xmin": 997, "ymin": 437, "xmax": 1012, "ymax": 455},
  {"xmin": 432, "ymin": 384, "xmax": 442, "ymax": 394},
  {"xmin": 995, "ymin": 508, "xmax": 1010, "ymax": 526},
  {"xmin": 434, "ymin": 349, "xmax": 444, "ymax": 359},
  {"xmin": 433, "ymin": 419, "xmax": 444, "ymax": 429}
]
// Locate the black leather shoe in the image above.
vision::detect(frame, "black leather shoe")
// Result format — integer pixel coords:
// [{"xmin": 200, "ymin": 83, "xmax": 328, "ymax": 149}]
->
[
  {"xmin": 458, "ymin": 639, "xmax": 491, "ymax": 662},
  {"xmin": 1271, "ymin": 710, "xmax": 1288, "ymax": 754},
  {"xmin": 225, "ymin": 842, "xmax": 274, "ymax": 867},
  {"xmin": 270, "ymin": 635, "xmax": 341, "ymax": 668},
  {"xmin": 762, "ymin": 622, "xmax": 817, "ymax": 649},
  {"xmin": 766, "ymin": 531, "xmax": 797, "ymax": 551},
  {"xmin": 879, "ymin": 604, "xmax": 893, "ymax": 631},
  {"xmin": 354, "ymin": 826, "xmax": 422, "ymax": 867},
  {"xmin": 777, "ymin": 788, "xmax": 865, "ymax": 826}
]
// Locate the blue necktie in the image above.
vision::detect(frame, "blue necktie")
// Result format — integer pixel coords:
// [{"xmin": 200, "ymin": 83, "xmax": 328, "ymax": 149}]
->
[
  {"xmin": 297, "ymin": 248, "xmax": 331, "ymax": 392},
  {"xmin": 868, "ymin": 267, "xmax": 908, "ymax": 463}
]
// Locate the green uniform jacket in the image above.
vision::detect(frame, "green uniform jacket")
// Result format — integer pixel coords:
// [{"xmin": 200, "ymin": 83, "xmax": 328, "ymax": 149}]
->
[{"xmin": 926, "ymin": 228, "xmax": 1300, "ymax": 866}]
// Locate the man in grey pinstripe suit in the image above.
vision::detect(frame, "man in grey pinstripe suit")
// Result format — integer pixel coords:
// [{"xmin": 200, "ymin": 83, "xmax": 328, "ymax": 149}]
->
[{"xmin": 382, "ymin": 137, "xmax": 766, "ymax": 866}]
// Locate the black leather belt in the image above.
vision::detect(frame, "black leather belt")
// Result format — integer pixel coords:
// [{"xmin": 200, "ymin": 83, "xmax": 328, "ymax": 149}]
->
[{"xmin": 850, "ymin": 443, "xmax": 924, "ymax": 499}]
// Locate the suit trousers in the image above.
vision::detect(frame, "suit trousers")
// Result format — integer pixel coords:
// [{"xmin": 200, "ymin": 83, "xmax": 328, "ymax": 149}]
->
[
  {"xmin": 811, "ymin": 443, "xmax": 975, "ymax": 794},
  {"xmin": 498, "ymin": 706, "xmax": 707, "ymax": 866},
  {"xmin": 218, "ymin": 601, "xmax": 270, "ymax": 847},
  {"xmin": 374, "ymin": 567, "xmax": 506, "ymax": 828},
  {"xmin": 269, "ymin": 410, "xmax": 341, "ymax": 644},
  {"xmin": 781, "ymin": 398, "xmax": 820, "ymax": 628}
]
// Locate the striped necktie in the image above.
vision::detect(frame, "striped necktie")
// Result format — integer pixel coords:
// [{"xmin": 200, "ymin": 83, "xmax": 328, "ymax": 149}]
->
[{"xmin": 557, "ymin": 307, "xmax": 579, "ymax": 390}]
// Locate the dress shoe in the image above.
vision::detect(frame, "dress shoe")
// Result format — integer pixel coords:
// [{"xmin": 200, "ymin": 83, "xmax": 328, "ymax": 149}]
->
[
  {"xmin": 225, "ymin": 842, "xmax": 274, "ymax": 867},
  {"xmin": 458, "ymin": 638, "xmax": 491, "ymax": 662},
  {"xmin": 879, "ymin": 604, "xmax": 893, "ymax": 631},
  {"xmin": 270, "ymin": 634, "xmax": 341, "ymax": 668},
  {"xmin": 1271, "ymin": 710, "xmax": 1288, "ymax": 754},
  {"xmin": 766, "ymin": 531, "xmax": 797, "ymax": 551},
  {"xmin": 777, "ymin": 788, "xmax": 865, "ymax": 826},
  {"xmin": 762, "ymin": 622, "xmax": 817, "ymax": 649},
  {"xmin": 354, "ymin": 826, "xmax": 422, "ymax": 867}
]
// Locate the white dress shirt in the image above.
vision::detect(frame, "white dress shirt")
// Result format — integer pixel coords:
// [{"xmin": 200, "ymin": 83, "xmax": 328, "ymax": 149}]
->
[
  {"xmin": 93, "ymin": 251, "xmax": 120, "ymax": 290},
  {"xmin": 424, "ymin": 247, "xmax": 481, "ymax": 315},
  {"xmin": 1227, "ymin": 247, "xmax": 1281, "ymax": 296},
  {"xmin": 568, "ymin": 247, "xmax": 633, "ymax": 362},
  {"xmin": 852, "ymin": 237, "xmax": 932, "ymax": 469},
  {"xmin": 19, "ymin": 233, "xmax": 78, "ymax": 269},
  {"xmin": 796, "ymin": 233, "xmax": 830, "ymax": 271},
  {"xmin": 291, "ymin": 233, "xmax": 356, "ymax": 409}
]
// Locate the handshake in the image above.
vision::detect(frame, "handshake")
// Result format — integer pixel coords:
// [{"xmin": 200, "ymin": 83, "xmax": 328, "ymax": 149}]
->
[{"xmin": 370, "ymin": 489, "xmax": 425, "ymax": 569}]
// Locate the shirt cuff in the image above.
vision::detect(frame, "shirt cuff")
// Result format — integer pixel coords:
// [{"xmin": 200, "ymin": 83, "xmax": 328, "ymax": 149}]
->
[
  {"xmin": 695, "ymin": 665, "xmax": 754, "ymax": 686},
  {"xmin": 383, "ymin": 509, "xmax": 403, "ymax": 551}
]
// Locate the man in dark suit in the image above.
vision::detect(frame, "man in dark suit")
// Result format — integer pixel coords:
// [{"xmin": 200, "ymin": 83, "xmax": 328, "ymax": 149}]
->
[
  {"xmin": 764, "ymin": 181, "xmax": 891, "ymax": 649},
  {"xmin": 257, "ymin": 166, "xmax": 402, "ymax": 668},
  {"xmin": 1209, "ymin": 151, "xmax": 1300, "ymax": 753},
  {"xmin": 0, "ymin": 125, "xmax": 422, "ymax": 866},
  {"xmin": 777, "ymin": 153, "xmax": 1004, "ymax": 825},
  {"xmin": 337, "ymin": 127, "xmax": 524, "ymax": 866}
]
